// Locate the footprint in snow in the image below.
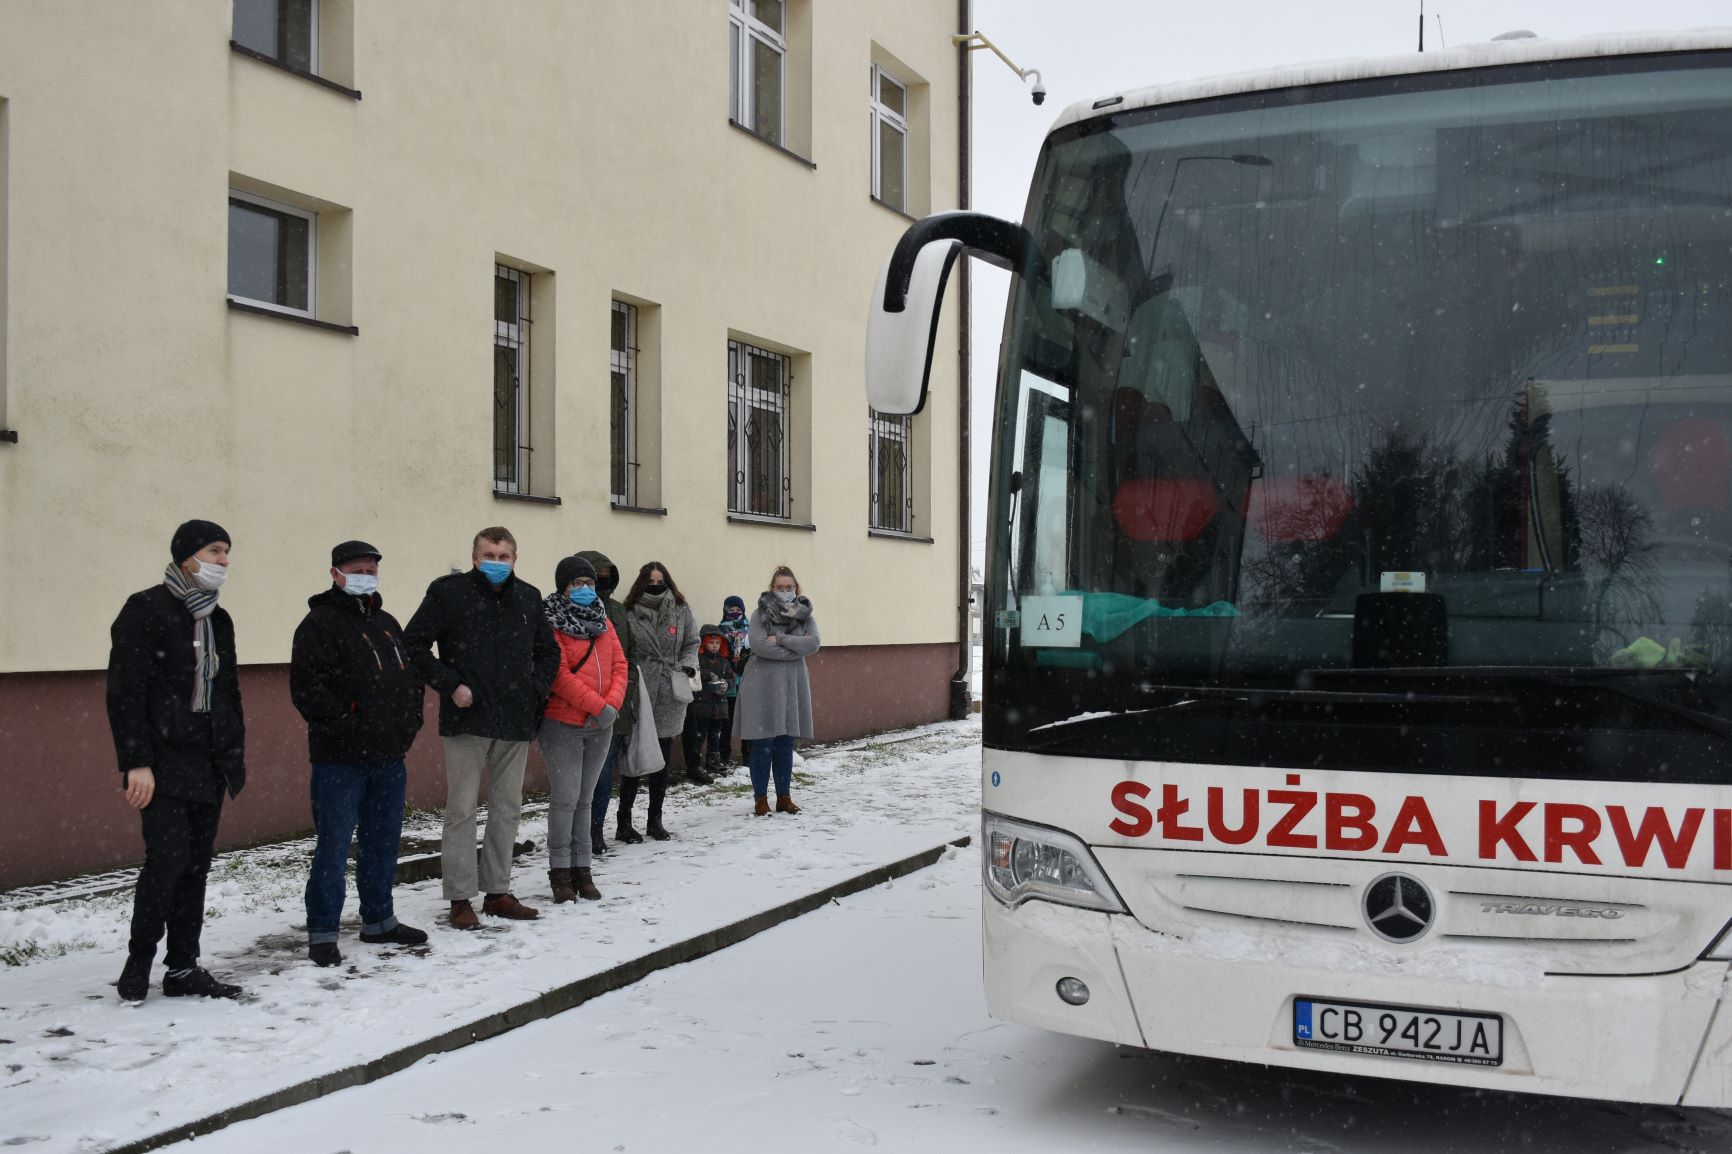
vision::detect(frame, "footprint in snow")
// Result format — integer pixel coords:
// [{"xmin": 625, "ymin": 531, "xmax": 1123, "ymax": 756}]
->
[{"xmin": 831, "ymin": 1118, "xmax": 878, "ymax": 1145}]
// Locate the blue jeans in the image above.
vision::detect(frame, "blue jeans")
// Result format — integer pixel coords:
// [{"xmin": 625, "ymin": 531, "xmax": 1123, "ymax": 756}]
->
[
  {"xmin": 591, "ymin": 732, "xmax": 624, "ymax": 831},
  {"xmin": 304, "ymin": 760, "xmax": 406, "ymax": 945},
  {"xmin": 748, "ymin": 734, "xmax": 796, "ymax": 798}
]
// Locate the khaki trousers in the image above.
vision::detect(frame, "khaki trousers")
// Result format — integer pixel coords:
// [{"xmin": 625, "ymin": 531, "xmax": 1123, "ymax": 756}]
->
[{"xmin": 441, "ymin": 735, "xmax": 529, "ymax": 901}]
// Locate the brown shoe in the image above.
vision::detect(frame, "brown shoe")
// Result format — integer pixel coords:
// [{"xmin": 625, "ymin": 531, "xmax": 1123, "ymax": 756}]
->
[
  {"xmin": 776, "ymin": 794, "xmax": 801, "ymax": 814},
  {"xmin": 753, "ymin": 795, "xmax": 771, "ymax": 817},
  {"xmin": 449, "ymin": 899, "xmax": 480, "ymax": 931},
  {"xmin": 548, "ymin": 868, "xmax": 576, "ymax": 904},
  {"xmin": 574, "ymin": 867, "xmax": 601, "ymax": 901},
  {"xmin": 481, "ymin": 892, "xmax": 540, "ymax": 920}
]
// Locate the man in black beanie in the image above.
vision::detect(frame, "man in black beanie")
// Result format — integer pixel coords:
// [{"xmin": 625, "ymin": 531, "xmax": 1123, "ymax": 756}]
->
[{"xmin": 106, "ymin": 520, "xmax": 247, "ymax": 1003}]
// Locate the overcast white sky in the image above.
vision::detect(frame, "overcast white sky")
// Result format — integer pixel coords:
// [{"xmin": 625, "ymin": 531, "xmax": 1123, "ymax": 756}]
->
[{"xmin": 961, "ymin": 0, "xmax": 1731, "ymax": 566}]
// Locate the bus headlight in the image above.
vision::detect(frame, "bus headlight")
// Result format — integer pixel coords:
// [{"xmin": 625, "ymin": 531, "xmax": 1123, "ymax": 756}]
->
[{"xmin": 984, "ymin": 812, "xmax": 1127, "ymax": 913}]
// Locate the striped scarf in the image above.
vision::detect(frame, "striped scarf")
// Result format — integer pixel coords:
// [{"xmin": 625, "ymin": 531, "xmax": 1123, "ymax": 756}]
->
[{"xmin": 162, "ymin": 563, "xmax": 221, "ymax": 713}]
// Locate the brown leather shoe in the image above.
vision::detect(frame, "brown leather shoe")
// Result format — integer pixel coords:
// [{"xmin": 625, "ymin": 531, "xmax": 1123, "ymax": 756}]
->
[
  {"xmin": 753, "ymin": 795, "xmax": 771, "ymax": 817},
  {"xmin": 776, "ymin": 794, "xmax": 801, "ymax": 814},
  {"xmin": 482, "ymin": 892, "xmax": 540, "ymax": 920},
  {"xmin": 449, "ymin": 899, "xmax": 480, "ymax": 931},
  {"xmin": 574, "ymin": 867, "xmax": 601, "ymax": 901},
  {"xmin": 548, "ymin": 868, "xmax": 576, "ymax": 904}
]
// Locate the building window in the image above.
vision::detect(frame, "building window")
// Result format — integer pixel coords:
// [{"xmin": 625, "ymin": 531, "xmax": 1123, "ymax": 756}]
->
[
  {"xmin": 232, "ymin": 0, "xmax": 316, "ymax": 72},
  {"xmin": 869, "ymin": 409, "xmax": 914, "ymax": 533},
  {"xmin": 870, "ymin": 64, "xmax": 907, "ymax": 212},
  {"xmin": 729, "ymin": 0, "xmax": 784, "ymax": 146},
  {"xmin": 728, "ymin": 339, "xmax": 791, "ymax": 519},
  {"xmin": 228, "ymin": 191, "xmax": 314, "ymax": 316},
  {"xmin": 611, "ymin": 300, "xmax": 638, "ymax": 506},
  {"xmin": 494, "ymin": 265, "xmax": 532, "ymax": 495}
]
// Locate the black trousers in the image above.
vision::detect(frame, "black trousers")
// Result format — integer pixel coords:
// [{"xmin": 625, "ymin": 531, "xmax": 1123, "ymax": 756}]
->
[
  {"xmin": 617, "ymin": 740, "xmax": 671, "ymax": 827},
  {"xmin": 682, "ymin": 713, "xmax": 727, "ymax": 771},
  {"xmin": 129, "ymin": 794, "xmax": 223, "ymax": 970},
  {"xmin": 725, "ymin": 698, "xmax": 750, "ymax": 765}
]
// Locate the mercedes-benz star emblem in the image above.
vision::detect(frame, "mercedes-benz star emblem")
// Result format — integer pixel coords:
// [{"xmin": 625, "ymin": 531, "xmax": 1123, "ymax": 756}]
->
[{"xmin": 1363, "ymin": 873, "xmax": 1435, "ymax": 943}]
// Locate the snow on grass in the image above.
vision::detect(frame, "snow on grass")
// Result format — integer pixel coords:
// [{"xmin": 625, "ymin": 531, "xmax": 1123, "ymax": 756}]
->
[{"xmin": 0, "ymin": 719, "xmax": 983, "ymax": 1153}]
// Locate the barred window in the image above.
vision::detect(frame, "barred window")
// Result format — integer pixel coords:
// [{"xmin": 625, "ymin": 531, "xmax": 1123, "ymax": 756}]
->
[
  {"xmin": 611, "ymin": 301, "xmax": 637, "ymax": 506},
  {"xmin": 493, "ymin": 265, "xmax": 531, "ymax": 494},
  {"xmin": 727, "ymin": 339, "xmax": 791, "ymax": 519},
  {"xmin": 729, "ymin": 0, "xmax": 785, "ymax": 145},
  {"xmin": 870, "ymin": 63, "xmax": 907, "ymax": 212},
  {"xmin": 869, "ymin": 408, "xmax": 914, "ymax": 533}
]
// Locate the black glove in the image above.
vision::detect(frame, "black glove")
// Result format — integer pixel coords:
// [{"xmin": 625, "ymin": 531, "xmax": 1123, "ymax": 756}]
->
[{"xmin": 592, "ymin": 704, "xmax": 619, "ymax": 729}]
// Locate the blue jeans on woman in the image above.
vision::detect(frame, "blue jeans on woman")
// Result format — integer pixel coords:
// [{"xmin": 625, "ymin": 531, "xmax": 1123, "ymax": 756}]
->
[
  {"xmin": 304, "ymin": 759, "xmax": 407, "ymax": 945},
  {"xmin": 748, "ymin": 734, "xmax": 796, "ymax": 798},
  {"xmin": 591, "ymin": 732, "xmax": 625, "ymax": 833}
]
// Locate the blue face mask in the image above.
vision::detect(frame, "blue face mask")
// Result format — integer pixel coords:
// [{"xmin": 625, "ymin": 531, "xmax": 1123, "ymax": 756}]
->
[
  {"xmin": 478, "ymin": 560, "xmax": 513, "ymax": 586},
  {"xmin": 569, "ymin": 585, "xmax": 598, "ymax": 606}
]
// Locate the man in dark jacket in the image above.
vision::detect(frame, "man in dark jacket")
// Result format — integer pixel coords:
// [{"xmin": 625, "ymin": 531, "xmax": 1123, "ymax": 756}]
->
[
  {"xmin": 578, "ymin": 550, "xmax": 636, "ymax": 856},
  {"xmin": 106, "ymin": 519, "xmax": 247, "ymax": 1003},
  {"xmin": 290, "ymin": 540, "xmax": 430, "ymax": 967},
  {"xmin": 402, "ymin": 527, "xmax": 559, "ymax": 930}
]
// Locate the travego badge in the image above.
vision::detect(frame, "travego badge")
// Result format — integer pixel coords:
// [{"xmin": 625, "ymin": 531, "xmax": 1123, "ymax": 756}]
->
[{"xmin": 1020, "ymin": 595, "xmax": 1084, "ymax": 648}]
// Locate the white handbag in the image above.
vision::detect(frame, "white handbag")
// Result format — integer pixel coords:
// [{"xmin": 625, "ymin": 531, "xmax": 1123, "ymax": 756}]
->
[
  {"xmin": 671, "ymin": 666, "xmax": 698, "ymax": 704},
  {"xmin": 620, "ymin": 673, "xmax": 665, "ymax": 778}
]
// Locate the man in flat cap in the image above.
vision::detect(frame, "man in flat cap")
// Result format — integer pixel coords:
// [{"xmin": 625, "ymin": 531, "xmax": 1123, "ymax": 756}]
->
[{"xmin": 289, "ymin": 540, "xmax": 429, "ymax": 967}]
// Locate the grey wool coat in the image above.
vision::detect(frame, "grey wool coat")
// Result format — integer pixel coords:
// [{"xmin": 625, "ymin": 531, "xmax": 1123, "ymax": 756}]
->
[
  {"xmin": 733, "ymin": 594, "xmax": 820, "ymax": 741},
  {"xmin": 627, "ymin": 593, "xmax": 700, "ymax": 739}
]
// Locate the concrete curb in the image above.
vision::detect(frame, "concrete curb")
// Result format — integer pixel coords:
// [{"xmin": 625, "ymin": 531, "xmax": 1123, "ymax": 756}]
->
[{"xmin": 105, "ymin": 834, "xmax": 974, "ymax": 1154}]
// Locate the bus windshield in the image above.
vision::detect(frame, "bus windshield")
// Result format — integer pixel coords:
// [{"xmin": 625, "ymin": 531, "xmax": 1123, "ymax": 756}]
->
[{"xmin": 988, "ymin": 52, "xmax": 1732, "ymax": 777}]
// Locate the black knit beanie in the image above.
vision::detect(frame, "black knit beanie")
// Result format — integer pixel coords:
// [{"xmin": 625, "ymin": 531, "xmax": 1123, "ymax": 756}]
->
[
  {"xmin": 555, "ymin": 554, "xmax": 598, "ymax": 591},
  {"xmin": 172, "ymin": 520, "xmax": 231, "ymax": 565}
]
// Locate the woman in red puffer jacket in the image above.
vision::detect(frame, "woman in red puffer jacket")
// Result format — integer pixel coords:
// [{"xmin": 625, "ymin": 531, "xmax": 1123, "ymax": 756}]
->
[{"xmin": 538, "ymin": 555, "xmax": 627, "ymax": 902}]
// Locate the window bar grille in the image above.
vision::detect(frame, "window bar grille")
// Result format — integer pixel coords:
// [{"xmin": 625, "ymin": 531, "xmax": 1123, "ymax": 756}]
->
[
  {"xmin": 727, "ymin": 338, "xmax": 791, "ymax": 519},
  {"xmin": 611, "ymin": 300, "xmax": 638, "ymax": 506},
  {"xmin": 493, "ymin": 265, "xmax": 531, "ymax": 495},
  {"xmin": 869, "ymin": 408, "xmax": 913, "ymax": 533}
]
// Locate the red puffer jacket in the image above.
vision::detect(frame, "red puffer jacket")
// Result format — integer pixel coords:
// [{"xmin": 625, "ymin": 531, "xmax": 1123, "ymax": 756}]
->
[{"xmin": 543, "ymin": 624, "xmax": 628, "ymax": 727}]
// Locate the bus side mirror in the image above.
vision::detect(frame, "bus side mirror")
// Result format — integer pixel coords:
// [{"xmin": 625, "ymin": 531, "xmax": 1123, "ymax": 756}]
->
[{"xmin": 866, "ymin": 211, "xmax": 1036, "ymax": 416}]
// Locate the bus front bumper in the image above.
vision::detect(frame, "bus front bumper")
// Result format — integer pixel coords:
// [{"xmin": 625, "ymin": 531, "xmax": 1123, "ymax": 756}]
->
[{"xmin": 983, "ymin": 895, "xmax": 1732, "ymax": 1106}]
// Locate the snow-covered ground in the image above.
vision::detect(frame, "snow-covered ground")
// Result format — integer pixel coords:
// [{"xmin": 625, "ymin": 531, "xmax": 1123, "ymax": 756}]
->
[
  {"xmin": 159, "ymin": 839, "xmax": 1732, "ymax": 1154},
  {"xmin": 0, "ymin": 721, "xmax": 982, "ymax": 1153}
]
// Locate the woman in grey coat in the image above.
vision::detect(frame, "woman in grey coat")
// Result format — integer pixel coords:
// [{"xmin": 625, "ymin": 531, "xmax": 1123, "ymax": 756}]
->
[
  {"xmin": 619, "ymin": 561, "xmax": 701, "ymax": 841},
  {"xmin": 734, "ymin": 565, "xmax": 819, "ymax": 815}
]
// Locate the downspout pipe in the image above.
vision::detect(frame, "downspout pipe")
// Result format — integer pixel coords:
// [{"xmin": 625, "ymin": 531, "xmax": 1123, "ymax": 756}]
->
[{"xmin": 948, "ymin": 0, "xmax": 974, "ymax": 722}]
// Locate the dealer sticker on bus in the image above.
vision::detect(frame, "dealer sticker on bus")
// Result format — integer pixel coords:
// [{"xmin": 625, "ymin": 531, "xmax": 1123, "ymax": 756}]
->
[{"xmin": 1294, "ymin": 997, "xmax": 1502, "ymax": 1067}]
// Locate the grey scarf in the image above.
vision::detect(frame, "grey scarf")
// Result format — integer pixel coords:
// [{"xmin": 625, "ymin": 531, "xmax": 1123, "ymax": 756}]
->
[
  {"xmin": 758, "ymin": 591, "xmax": 813, "ymax": 631},
  {"xmin": 162, "ymin": 563, "xmax": 220, "ymax": 713}
]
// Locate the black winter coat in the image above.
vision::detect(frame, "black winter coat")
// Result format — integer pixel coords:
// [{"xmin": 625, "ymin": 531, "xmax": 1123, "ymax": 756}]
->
[
  {"xmin": 289, "ymin": 587, "xmax": 425, "ymax": 764},
  {"xmin": 106, "ymin": 585, "xmax": 246, "ymax": 803},
  {"xmin": 401, "ymin": 568, "xmax": 559, "ymax": 741}
]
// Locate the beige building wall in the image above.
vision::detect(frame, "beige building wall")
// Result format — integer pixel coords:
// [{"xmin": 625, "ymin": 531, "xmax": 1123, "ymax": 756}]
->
[{"xmin": 0, "ymin": 0, "xmax": 963, "ymax": 675}]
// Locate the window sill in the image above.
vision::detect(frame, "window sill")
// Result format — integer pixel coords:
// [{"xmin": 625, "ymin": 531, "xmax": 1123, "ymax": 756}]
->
[
  {"xmin": 227, "ymin": 298, "xmax": 359, "ymax": 335},
  {"xmin": 728, "ymin": 512, "xmax": 817, "ymax": 532},
  {"xmin": 868, "ymin": 528, "xmax": 933, "ymax": 543},
  {"xmin": 493, "ymin": 490, "xmax": 562, "ymax": 506},
  {"xmin": 230, "ymin": 42, "xmax": 362, "ymax": 99},
  {"xmin": 869, "ymin": 196, "xmax": 918, "ymax": 224},
  {"xmin": 727, "ymin": 120, "xmax": 816, "ymax": 169},
  {"xmin": 611, "ymin": 502, "xmax": 668, "ymax": 517},
  {"xmin": 0, "ymin": 429, "xmax": 17, "ymax": 445}
]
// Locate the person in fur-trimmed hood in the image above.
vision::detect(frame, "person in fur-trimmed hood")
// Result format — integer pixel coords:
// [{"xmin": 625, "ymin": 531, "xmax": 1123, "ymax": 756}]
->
[
  {"xmin": 681, "ymin": 625, "xmax": 737, "ymax": 776},
  {"xmin": 717, "ymin": 595, "xmax": 751, "ymax": 767},
  {"xmin": 732, "ymin": 565, "xmax": 819, "ymax": 816},
  {"xmin": 576, "ymin": 549, "xmax": 637, "ymax": 856}
]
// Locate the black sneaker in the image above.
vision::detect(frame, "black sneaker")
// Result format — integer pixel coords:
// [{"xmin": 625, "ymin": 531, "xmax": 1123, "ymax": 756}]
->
[
  {"xmin": 162, "ymin": 967, "xmax": 243, "ymax": 999},
  {"xmin": 117, "ymin": 955, "xmax": 152, "ymax": 1004},
  {"xmin": 359, "ymin": 922, "xmax": 429, "ymax": 947},
  {"xmin": 308, "ymin": 942, "xmax": 343, "ymax": 968}
]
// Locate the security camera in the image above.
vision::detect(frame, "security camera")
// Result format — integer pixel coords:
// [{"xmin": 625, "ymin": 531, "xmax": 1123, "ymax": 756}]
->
[{"xmin": 1031, "ymin": 81, "xmax": 1047, "ymax": 106}]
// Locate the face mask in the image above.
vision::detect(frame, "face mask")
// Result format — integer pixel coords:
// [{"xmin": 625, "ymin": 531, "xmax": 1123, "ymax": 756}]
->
[
  {"xmin": 192, "ymin": 562, "xmax": 228, "ymax": 591},
  {"xmin": 774, "ymin": 590, "xmax": 796, "ymax": 604},
  {"xmin": 725, "ymin": 608, "xmax": 744, "ymax": 621},
  {"xmin": 478, "ymin": 560, "xmax": 513, "ymax": 586},
  {"xmin": 597, "ymin": 574, "xmax": 618, "ymax": 596},
  {"xmin": 644, "ymin": 582, "xmax": 667, "ymax": 595},
  {"xmin": 341, "ymin": 573, "xmax": 379, "ymax": 598},
  {"xmin": 569, "ymin": 585, "xmax": 598, "ymax": 606}
]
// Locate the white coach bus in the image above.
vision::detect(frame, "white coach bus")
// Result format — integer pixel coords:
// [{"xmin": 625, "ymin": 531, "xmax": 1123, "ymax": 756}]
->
[{"xmin": 867, "ymin": 30, "xmax": 1732, "ymax": 1104}]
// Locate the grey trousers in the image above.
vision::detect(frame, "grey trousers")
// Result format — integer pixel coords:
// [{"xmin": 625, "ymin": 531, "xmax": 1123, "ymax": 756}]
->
[
  {"xmin": 442, "ymin": 735, "xmax": 530, "ymax": 901},
  {"xmin": 538, "ymin": 719, "xmax": 614, "ymax": 869}
]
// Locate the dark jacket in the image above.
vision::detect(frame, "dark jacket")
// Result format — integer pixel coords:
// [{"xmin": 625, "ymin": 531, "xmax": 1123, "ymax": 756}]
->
[
  {"xmin": 401, "ymin": 568, "xmax": 559, "ymax": 741},
  {"xmin": 692, "ymin": 627, "xmax": 737, "ymax": 721},
  {"xmin": 578, "ymin": 549, "xmax": 639, "ymax": 736},
  {"xmin": 289, "ymin": 586, "xmax": 425, "ymax": 764},
  {"xmin": 106, "ymin": 585, "xmax": 246, "ymax": 802}
]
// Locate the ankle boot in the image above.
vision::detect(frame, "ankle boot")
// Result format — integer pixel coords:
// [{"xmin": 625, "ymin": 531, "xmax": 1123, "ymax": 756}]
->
[
  {"xmin": 776, "ymin": 794, "xmax": 801, "ymax": 814},
  {"xmin": 574, "ymin": 867, "xmax": 601, "ymax": 901},
  {"xmin": 647, "ymin": 817, "xmax": 671, "ymax": 840},
  {"xmin": 591, "ymin": 826, "xmax": 609, "ymax": 856},
  {"xmin": 548, "ymin": 867, "xmax": 576, "ymax": 904},
  {"xmin": 615, "ymin": 820, "xmax": 643, "ymax": 844},
  {"xmin": 753, "ymin": 795, "xmax": 771, "ymax": 817}
]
